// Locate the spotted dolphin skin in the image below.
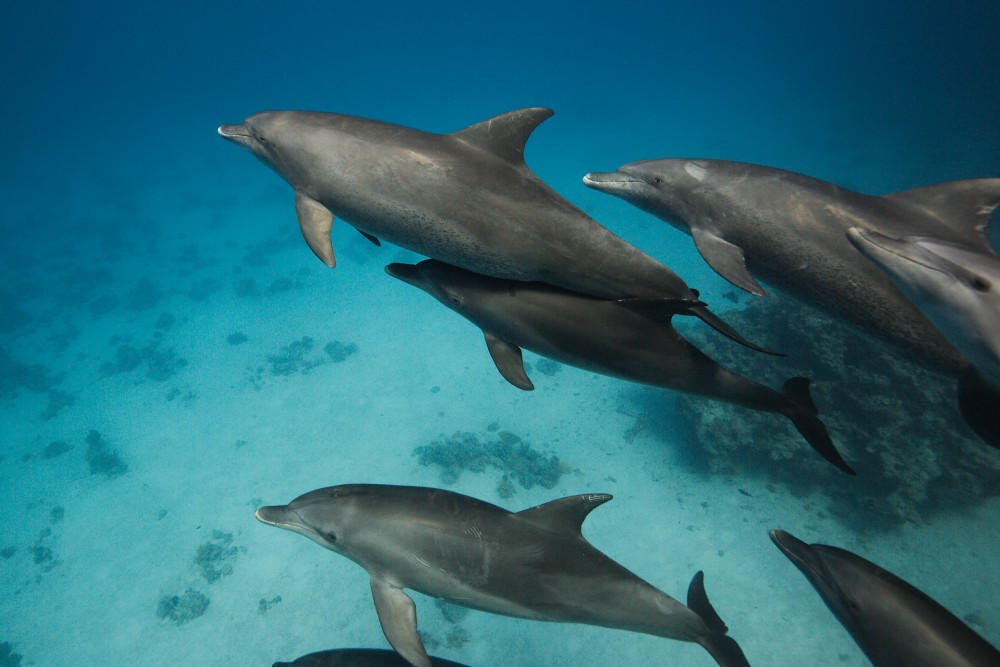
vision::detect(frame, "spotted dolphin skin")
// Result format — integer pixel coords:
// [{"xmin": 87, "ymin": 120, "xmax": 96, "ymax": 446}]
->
[
  {"xmin": 847, "ymin": 228, "xmax": 1000, "ymax": 447},
  {"xmin": 217, "ymin": 109, "xmax": 767, "ymax": 352},
  {"xmin": 584, "ymin": 160, "xmax": 1000, "ymax": 372},
  {"xmin": 770, "ymin": 529, "xmax": 1000, "ymax": 667},
  {"xmin": 256, "ymin": 485, "xmax": 751, "ymax": 667},
  {"xmin": 386, "ymin": 259, "xmax": 851, "ymax": 473}
]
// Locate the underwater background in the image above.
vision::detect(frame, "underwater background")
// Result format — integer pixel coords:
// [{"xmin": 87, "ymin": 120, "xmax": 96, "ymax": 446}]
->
[{"xmin": 2, "ymin": 1, "xmax": 999, "ymax": 665}]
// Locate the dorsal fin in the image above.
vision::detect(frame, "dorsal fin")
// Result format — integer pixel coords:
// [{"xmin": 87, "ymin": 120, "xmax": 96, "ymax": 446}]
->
[
  {"xmin": 515, "ymin": 493, "xmax": 612, "ymax": 535},
  {"xmin": 884, "ymin": 179, "xmax": 1000, "ymax": 254},
  {"xmin": 452, "ymin": 107, "xmax": 554, "ymax": 164}
]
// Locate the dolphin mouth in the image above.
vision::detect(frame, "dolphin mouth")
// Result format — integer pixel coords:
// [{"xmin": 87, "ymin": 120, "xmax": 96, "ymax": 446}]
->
[
  {"xmin": 770, "ymin": 529, "xmax": 828, "ymax": 582},
  {"xmin": 847, "ymin": 228, "xmax": 951, "ymax": 274},
  {"xmin": 255, "ymin": 505, "xmax": 292, "ymax": 527},
  {"xmin": 218, "ymin": 123, "xmax": 254, "ymax": 145},
  {"xmin": 385, "ymin": 262, "xmax": 425, "ymax": 288},
  {"xmin": 582, "ymin": 171, "xmax": 643, "ymax": 188}
]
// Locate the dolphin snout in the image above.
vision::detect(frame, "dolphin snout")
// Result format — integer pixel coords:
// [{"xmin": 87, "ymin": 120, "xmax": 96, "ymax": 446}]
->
[
  {"xmin": 582, "ymin": 171, "xmax": 643, "ymax": 190},
  {"xmin": 218, "ymin": 123, "xmax": 253, "ymax": 145},
  {"xmin": 385, "ymin": 262, "xmax": 426, "ymax": 288},
  {"xmin": 255, "ymin": 505, "xmax": 291, "ymax": 526}
]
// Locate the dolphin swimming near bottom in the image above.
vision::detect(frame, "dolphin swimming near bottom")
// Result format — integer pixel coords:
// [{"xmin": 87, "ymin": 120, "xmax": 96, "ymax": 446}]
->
[
  {"xmin": 273, "ymin": 648, "xmax": 471, "ymax": 667},
  {"xmin": 386, "ymin": 259, "xmax": 851, "ymax": 473},
  {"xmin": 770, "ymin": 529, "xmax": 1000, "ymax": 666},
  {"xmin": 257, "ymin": 484, "xmax": 751, "ymax": 667},
  {"xmin": 847, "ymin": 228, "xmax": 1000, "ymax": 447}
]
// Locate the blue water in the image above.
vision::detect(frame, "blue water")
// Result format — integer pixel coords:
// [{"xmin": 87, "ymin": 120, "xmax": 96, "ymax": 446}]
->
[{"xmin": 2, "ymin": 1, "xmax": 999, "ymax": 665}]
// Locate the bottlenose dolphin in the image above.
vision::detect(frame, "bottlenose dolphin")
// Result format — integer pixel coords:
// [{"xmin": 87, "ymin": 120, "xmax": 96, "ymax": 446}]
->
[
  {"xmin": 584, "ymin": 160, "xmax": 1000, "ymax": 372},
  {"xmin": 256, "ymin": 485, "xmax": 751, "ymax": 667},
  {"xmin": 847, "ymin": 228, "xmax": 1000, "ymax": 447},
  {"xmin": 217, "ymin": 109, "xmax": 765, "ymax": 351},
  {"xmin": 386, "ymin": 259, "xmax": 851, "ymax": 473},
  {"xmin": 273, "ymin": 648, "xmax": 470, "ymax": 667},
  {"xmin": 770, "ymin": 529, "xmax": 1000, "ymax": 667}
]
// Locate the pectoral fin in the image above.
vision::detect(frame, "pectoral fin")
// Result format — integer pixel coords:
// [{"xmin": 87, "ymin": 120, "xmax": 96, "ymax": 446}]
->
[
  {"xmin": 358, "ymin": 229, "xmax": 382, "ymax": 247},
  {"xmin": 294, "ymin": 190, "xmax": 336, "ymax": 267},
  {"xmin": 692, "ymin": 227, "xmax": 765, "ymax": 296},
  {"xmin": 484, "ymin": 332, "xmax": 534, "ymax": 390},
  {"xmin": 370, "ymin": 575, "xmax": 430, "ymax": 667}
]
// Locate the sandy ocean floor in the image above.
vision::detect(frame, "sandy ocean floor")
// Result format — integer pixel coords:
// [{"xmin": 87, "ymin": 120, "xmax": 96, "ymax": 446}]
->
[{"xmin": 1, "ymin": 142, "xmax": 998, "ymax": 667}]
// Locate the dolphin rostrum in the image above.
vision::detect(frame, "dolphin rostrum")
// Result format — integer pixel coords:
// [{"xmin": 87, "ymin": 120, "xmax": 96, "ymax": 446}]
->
[
  {"xmin": 257, "ymin": 484, "xmax": 751, "ymax": 667},
  {"xmin": 584, "ymin": 159, "xmax": 1000, "ymax": 372},
  {"xmin": 386, "ymin": 259, "xmax": 851, "ymax": 473},
  {"xmin": 847, "ymin": 228, "xmax": 1000, "ymax": 447},
  {"xmin": 217, "ymin": 109, "xmax": 767, "ymax": 351},
  {"xmin": 770, "ymin": 529, "xmax": 1000, "ymax": 666}
]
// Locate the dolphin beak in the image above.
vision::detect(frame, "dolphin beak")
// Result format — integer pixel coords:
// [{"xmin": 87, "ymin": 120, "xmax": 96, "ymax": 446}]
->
[
  {"xmin": 218, "ymin": 123, "xmax": 253, "ymax": 146},
  {"xmin": 385, "ymin": 262, "xmax": 426, "ymax": 288},
  {"xmin": 255, "ymin": 505, "xmax": 293, "ymax": 527},
  {"xmin": 582, "ymin": 171, "xmax": 643, "ymax": 191},
  {"xmin": 847, "ymin": 228, "xmax": 946, "ymax": 273},
  {"xmin": 770, "ymin": 529, "xmax": 826, "ymax": 579}
]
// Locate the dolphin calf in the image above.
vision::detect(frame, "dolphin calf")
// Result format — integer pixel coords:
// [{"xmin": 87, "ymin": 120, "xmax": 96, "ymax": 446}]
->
[
  {"xmin": 770, "ymin": 529, "xmax": 1000, "ymax": 667},
  {"xmin": 847, "ymin": 228, "xmax": 1000, "ymax": 446},
  {"xmin": 273, "ymin": 648, "xmax": 470, "ymax": 667},
  {"xmin": 217, "ymin": 109, "xmax": 766, "ymax": 351},
  {"xmin": 386, "ymin": 259, "xmax": 851, "ymax": 473},
  {"xmin": 256, "ymin": 484, "xmax": 751, "ymax": 667},
  {"xmin": 584, "ymin": 160, "xmax": 1000, "ymax": 372}
]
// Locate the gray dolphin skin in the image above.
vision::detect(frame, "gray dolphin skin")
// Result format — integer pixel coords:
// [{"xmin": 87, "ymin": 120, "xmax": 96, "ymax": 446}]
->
[
  {"xmin": 386, "ymin": 259, "xmax": 851, "ymax": 473},
  {"xmin": 256, "ymin": 484, "xmax": 751, "ymax": 667},
  {"xmin": 584, "ymin": 160, "xmax": 1000, "ymax": 372},
  {"xmin": 217, "ymin": 109, "xmax": 768, "ymax": 352},
  {"xmin": 273, "ymin": 648, "xmax": 470, "ymax": 667},
  {"xmin": 770, "ymin": 529, "xmax": 1000, "ymax": 667},
  {"xmin": 847, "ymin": 228, "xmax": 1000, "ymax": 447}
]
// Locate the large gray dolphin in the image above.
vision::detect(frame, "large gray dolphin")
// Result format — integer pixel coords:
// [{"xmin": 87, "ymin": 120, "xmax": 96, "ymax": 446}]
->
[
  {"xmin": 386, "ymin": 259, "xmax": 851, "ymax": 473},
  {"xmin": 256, "ymin": 484, "xmax": 751, "ymax": 667},
  {"xmin": 217, "ymin": 109, "xmax": 766, "ymax": 351},
  {"xmin": 847, "ymin": 228, "xmax": 1000, "ymax": 447},
  {"xmin": 584, "ymin": 159, "xmax": 1000, "ymax": 372},
  {"xmin": 770, "ymin": 529, "xmax": 1000, "ymax": 667}
]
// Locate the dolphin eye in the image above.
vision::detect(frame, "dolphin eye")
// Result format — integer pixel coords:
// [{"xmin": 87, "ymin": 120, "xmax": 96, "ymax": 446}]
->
[
  {"xmin": 971, "ymin": 277, "xmax": 991, "ymax": 292},
  {"xmin": 654, "ymin": 177, "xmax": 662, "ymax": 184},
  {"xmin": 324, "ymin": 531, "xmax": 337, "ymax": 542}
]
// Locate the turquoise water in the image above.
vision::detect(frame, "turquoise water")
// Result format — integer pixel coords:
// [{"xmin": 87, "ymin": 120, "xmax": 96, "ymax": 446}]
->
[{"xmin": 2, "ymin": 2, "xmax": 999, "ymax": 665}]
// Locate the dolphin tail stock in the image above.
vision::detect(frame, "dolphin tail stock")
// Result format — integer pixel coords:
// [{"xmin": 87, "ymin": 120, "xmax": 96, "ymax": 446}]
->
[
  {"xmin": 957, "ymin": 367, "xmax": 1000, "ymax": 448},
  {"xmin": 780, "ymin": 378, "xmax": 855, "ymax": 475},
  {"xmin": 687, "ymin": 571, "xmax": 751, "ymax": 667}
]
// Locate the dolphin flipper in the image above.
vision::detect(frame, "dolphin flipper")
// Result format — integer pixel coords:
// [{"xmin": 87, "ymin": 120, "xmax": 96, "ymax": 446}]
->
[
  {"xmin": 692, "ymin": 227, "xmax": 766, "ymax": 296},
  {"xmin": 957, "ymin": 367, "xmax": 1000, "ymax": 448},
  {"xmin": 687, "ymin": 572, "xmax": 751, "ymax": 667},
  {"xmin": 370, "ymin": 575, "xmax": 431, "ymax": 667},
  {"xmin": 484, "ymin": 332, "xmax": 534, "ymax": 390},
  {"xmin": 686, "ymin": 305, "xmax": 784, "ymax": 356},
  {"xmin": 358, "ymin": 229, "xmax": 382, "ymax": 247},
  {"xmin": 295, "ymin": 190, "xmax": 336, "ymax": 267}
]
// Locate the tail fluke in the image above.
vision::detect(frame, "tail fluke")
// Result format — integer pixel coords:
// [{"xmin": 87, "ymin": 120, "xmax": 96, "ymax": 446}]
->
[
  {"xmin": 688, "ymin": 571, "xmax": 751, "ymax": 667},
  {"xmin": 781, "ymin": 378, "xmax": 854, "ymax": 475}
]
